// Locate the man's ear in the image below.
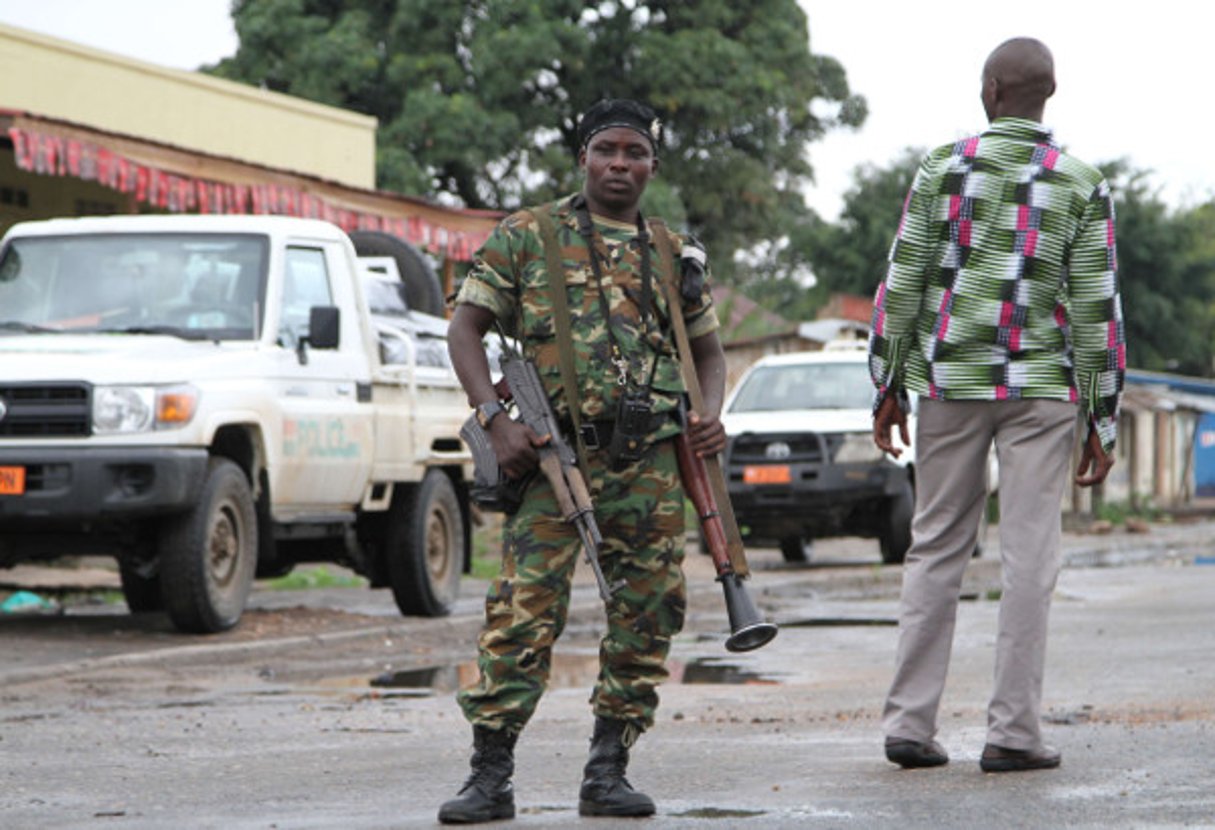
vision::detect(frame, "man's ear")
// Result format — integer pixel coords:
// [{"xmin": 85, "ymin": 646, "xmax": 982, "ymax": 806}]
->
[
  {"xmin": 650, "ymin": 156, "xmax": 660, "ymax": 176},
  {"xmin": 577, "ymin": 147, "xmax": 587, "ymax": 170}
]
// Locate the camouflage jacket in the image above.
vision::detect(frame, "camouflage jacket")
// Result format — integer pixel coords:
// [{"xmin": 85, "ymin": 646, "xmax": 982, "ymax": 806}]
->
[{"xmin": 455, "ymin": 194, "xmax": 718, "ymax": 432}]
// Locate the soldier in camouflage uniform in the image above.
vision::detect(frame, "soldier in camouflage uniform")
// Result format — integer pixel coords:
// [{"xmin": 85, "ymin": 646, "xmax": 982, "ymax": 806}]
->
[{"xmin": 439, "ymin": 99, "xmax": 727, "ymax": 824}]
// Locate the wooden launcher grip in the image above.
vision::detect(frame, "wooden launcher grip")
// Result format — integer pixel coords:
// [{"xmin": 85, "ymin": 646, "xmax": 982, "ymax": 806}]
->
[{"xmin": 674, "ymin": 432, "xmax": 733, "ymax": 578}]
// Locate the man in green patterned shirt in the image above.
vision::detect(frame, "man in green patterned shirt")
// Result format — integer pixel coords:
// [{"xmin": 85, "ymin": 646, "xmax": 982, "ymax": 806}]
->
[
  {"xmin": 869, "ymin": 38, "xmax": 1125, "ymax": 774},
  {"xmin": 438, "ymin": 99, "xmax": 727, "ymax": 823}
]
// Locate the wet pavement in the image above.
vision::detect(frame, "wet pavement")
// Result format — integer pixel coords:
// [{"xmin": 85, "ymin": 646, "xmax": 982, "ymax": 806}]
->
[{"xmin": 1, "ymin": 518, "xmax": 1214, "ymax": 828}]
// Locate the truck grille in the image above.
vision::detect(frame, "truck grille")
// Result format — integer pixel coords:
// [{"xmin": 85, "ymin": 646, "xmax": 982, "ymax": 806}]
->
[
  {"xmin": 0, "ymin": 383, "xmax": 92, "ymax": 437},
  {"xmin": 727, "ymin": 432, "xmax": 844, "ymax": 465}
]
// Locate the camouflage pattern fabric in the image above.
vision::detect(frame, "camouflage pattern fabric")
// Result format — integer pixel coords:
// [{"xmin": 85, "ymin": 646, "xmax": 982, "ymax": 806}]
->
[
  {"xmin": 455, "ymin": 194, "xmax": 719, "ymax": 435},
  {"xmin": 457, "ymin": 439, "xmax": 686, "ymax": 733}
]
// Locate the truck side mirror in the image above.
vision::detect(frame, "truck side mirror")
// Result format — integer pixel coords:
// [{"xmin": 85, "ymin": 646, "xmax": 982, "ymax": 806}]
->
[{"xmin": 308, "ymin": 305, "xmax": 340, "ymax": 349}]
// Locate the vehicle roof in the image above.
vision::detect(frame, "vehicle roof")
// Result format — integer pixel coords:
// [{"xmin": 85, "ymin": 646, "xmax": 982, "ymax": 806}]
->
[
  {"xmin": 748, "ymin": 344, "xmax": 869, "ymax": 367},
  {"xmin": 3, "ymin": 214, "xmax": 348, "ymax": 240}
]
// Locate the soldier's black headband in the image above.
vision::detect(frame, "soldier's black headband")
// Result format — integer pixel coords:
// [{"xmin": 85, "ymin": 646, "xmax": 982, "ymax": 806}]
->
[{"xmin": 577, "ymin": 99, "xmax": 662, "ymax": 151}]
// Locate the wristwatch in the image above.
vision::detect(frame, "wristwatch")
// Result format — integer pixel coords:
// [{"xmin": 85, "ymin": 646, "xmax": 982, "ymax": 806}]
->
[{"xmin": 475, "ymin": 400, "xmax": 505, "ymax": 429}]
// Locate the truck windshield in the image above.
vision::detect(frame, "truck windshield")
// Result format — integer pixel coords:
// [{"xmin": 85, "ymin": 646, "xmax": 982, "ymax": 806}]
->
[
  {"xmin": 729, "ymin": 361, "xmax": 875, "ymax": 412},
  {"xmin": 0, "ymin": 233, "xmax": 269, "ymax": 341}
]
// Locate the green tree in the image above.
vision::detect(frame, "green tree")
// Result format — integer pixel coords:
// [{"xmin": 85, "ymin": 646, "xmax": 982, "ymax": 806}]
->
[
  {"xmin": 205, "ymin": 0, "xmax": 865, "ymax": 281},
  {"xmin": 1107, "ymin": 162, "xmax": 1215, "ymax": 375},
  {"xmin": 803, "ymin": 147, "xmax": 921, "ymax": 300}
]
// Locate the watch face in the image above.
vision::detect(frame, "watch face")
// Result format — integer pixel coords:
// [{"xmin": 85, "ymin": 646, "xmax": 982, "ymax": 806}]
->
[{"xmin": 477, "ymin": 402, "xmax": 500, "ymax": 428}]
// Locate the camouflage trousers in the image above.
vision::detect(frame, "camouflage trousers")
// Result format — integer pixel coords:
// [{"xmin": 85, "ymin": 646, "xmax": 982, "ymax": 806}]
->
[{"xmin": 457, "ymin": 436, "xmax": 687, "ymax": 734}]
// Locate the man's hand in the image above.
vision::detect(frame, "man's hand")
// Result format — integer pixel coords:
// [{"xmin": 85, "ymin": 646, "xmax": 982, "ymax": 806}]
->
[
  {"xmin": 872, "ymin": 394, "xmax": 909, "ymax": 459},
  {"xmin": 488, "ymin": 417, "xmax": 549, "ymax": 480},
  {"xmin": 1075, "ymin": 429, "xmax": 1114, "ymax": 487},
  {"xmin": 686, "ymin": 410, "xmax": 726, "ymax": 458}
]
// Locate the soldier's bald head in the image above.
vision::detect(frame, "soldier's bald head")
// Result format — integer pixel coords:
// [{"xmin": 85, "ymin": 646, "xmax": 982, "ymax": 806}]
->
[{"xmin": 981, "ymin": 37, "xmax": 1056, "ymax": 121}]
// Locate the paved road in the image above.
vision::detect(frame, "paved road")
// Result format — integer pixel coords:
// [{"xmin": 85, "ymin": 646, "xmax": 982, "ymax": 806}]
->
[{"xmin": 1, "ymin": 519, "xmax": 1213, "ymax": 828}]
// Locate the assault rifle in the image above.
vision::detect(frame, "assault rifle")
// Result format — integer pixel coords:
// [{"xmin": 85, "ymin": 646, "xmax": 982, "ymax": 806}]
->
[{"xmin": 462, "ymin": 352, "xmax": 622, "ymax": 603}]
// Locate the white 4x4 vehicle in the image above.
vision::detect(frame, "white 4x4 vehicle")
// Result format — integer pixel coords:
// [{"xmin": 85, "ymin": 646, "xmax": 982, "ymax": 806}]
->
[
  {"xmin": 722, "ymin": 343, "xmax": 995, "ymax": 564},
  {"xmin": 0, "ymin": 215, "xmax": 474, "ymax": 632},
  {"xmin": 722, "ymin": 343, "xmax": 917, "ymax": 564}
]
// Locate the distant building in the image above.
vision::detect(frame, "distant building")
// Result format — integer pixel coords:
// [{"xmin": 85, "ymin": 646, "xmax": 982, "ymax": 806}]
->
[{"xmin": 1077, "ymin": 371, "xmax": 1215, "ymax": 516}]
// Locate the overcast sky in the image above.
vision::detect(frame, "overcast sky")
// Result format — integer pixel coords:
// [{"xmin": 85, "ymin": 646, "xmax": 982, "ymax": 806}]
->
[{"xmin": 3, "ymin": 0, "xmax": 1212, "ymax": 219}]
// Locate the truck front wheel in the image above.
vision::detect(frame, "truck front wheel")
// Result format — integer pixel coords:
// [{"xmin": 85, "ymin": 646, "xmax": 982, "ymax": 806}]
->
[
  {"xmin": 386, "ymin": 470, "xmax": 463, "ymax": 617},
  {"xmin": 118, "ymin": 557, "xmax": 162, "ymax": 613},
  {"xmin": 158, "ymin": 458, "xmax": 257, "ymax": 633}
]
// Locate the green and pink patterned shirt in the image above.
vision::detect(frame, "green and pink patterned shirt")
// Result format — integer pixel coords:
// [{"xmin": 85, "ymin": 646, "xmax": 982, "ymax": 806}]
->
[{"xmin": 868, "ymin": 118, "xmax": 1125, "ymax": 451}]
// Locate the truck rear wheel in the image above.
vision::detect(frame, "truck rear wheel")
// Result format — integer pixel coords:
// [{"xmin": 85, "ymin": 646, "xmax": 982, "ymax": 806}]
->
[
  {"xmin": 386, "ymin": 470, "xmax": 463, "ymax": 617},
  {"xmin": 159, "ymin": 458, "xmax": 257, "ymax": 633},
  {"xmin": 779, "ymin": 535, "xmax": 812, "ymax": 564},
  {"xmin": 879, "ymin": 478, "xmax": 915, "ymax": 565}
]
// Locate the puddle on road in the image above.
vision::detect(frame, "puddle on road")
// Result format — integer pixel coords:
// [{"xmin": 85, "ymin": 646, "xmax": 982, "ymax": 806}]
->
[
  {"xmin": 673, "ymin": 807, "xmax": 768, "ymax": 819},
  {"xmin": 779, "ymin": 616, "xmax": 897, "ymax": 627},
  {"xmin": 312, "ymin": 653, "xmax": 785, "ymax": 695},
  {"xmin": 371, "ymin": 665, "xmax": 460, "ymax": 690},
  {"xmin": 678, "ymin": 658, "xmax": 781, "ymax": 686}
]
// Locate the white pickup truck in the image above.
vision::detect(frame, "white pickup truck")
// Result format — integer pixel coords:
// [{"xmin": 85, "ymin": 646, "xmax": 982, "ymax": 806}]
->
[{"xmin": 0, "ymin": 214, "xmax": 474, "ymax": 633}]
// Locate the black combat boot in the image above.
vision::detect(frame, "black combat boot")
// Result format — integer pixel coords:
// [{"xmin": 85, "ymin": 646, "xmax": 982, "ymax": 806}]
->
[
  {"xmin": 437, "ymin": 725, "xmax": 518, "ymax": 824},
  {"xmin": 578, "ymin": 716, "xmax": 656, "ymax": 817}
]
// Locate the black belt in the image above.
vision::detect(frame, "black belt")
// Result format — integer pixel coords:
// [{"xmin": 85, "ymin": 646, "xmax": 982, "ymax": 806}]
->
[{"xmin": 569, "ymin": 414, "xmax": 674, "ymax": 451}]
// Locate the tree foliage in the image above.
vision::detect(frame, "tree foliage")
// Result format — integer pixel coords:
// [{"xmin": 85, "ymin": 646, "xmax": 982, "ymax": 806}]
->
[
  {"xmin": 802, "ymin": 147, "xmax": 921, "ymax": 300},
  {"xmin": 1105, "ymin": 162, "xmax": 1215, "ymax": 375},
  {"xmin": 206, "ymin": 0, "xmax": 865, "ymax": 281}
]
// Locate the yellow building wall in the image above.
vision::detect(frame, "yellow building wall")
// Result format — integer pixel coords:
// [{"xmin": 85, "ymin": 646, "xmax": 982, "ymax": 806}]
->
[{"xmin": 0, "ymin": 23, "xmax": 377, "ymax": 190}]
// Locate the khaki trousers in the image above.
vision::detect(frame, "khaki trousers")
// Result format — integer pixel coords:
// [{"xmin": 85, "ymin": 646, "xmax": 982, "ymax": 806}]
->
[{"xmin": 883, "ymin": 398, "xmax": 1077, "ymax": 750}]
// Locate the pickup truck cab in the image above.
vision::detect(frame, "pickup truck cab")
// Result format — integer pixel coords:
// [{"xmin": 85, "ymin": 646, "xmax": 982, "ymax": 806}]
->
[{"xmin": 0, "ymin": 214, "xmax": 473, "ymax": 632}]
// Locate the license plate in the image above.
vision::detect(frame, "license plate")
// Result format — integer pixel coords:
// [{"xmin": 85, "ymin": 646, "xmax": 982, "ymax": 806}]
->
[
  {"xmin": 743, "ymin": 465, "xmax": 791, "ymax": 485},
  {"xmin": 0, "ymin": 466, "xmax": 26, "ymax": 495}
]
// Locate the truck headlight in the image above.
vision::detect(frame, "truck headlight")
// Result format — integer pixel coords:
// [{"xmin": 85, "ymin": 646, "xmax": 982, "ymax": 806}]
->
[
  {"xmin": 833, "ymin": 432, "xmax": 884, "ymax": 463},
  {"xmin": 93, "ymin": 384, "xmax": 199, "ymax": 434}
]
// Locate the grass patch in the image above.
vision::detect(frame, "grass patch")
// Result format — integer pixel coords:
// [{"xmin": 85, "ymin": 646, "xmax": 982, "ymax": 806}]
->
[
  {"xmin": 470, "ymin": 519, "xmax": 503, "ymax": 581},
  {"xmin": 266, "ymin": 566, "xmax": 366, "ymax": 590},
  {"xmin": 1095, "ymin": 500, "xmax": 1164, "ymax": 526}
]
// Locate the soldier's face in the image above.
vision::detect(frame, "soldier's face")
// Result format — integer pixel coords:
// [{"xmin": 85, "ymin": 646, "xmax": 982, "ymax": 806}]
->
[{"xmin": 579, "ymin": 127, "xmax": 658, "ymax": 221}]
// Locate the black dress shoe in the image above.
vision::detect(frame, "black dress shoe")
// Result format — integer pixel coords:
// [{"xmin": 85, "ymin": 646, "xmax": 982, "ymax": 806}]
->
[
  {"xmin": 885, "ymin": 737, "xmax": 949, "ymax": 768},
  {"xmin": 980, "ymin": 743, "xmax": 1062, "ymax": 773}
]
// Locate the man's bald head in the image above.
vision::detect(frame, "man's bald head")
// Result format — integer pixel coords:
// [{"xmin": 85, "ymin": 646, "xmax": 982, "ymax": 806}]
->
[{"xmin": 981, "ymin": 37, "xmax": 1056, "ymax": 122}]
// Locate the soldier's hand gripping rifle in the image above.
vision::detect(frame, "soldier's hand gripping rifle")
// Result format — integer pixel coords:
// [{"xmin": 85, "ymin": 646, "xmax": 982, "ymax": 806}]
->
[
  {"xmin": 501, "ymin": 355, "xmax": 622, "ymax": 603},
  {"xmin": 489, "ymin": 353, "xmax": 622, "ymax": 604},
  {"xmin": 674, "ymin": 408, "xmax": 779, "ymax": 652}
]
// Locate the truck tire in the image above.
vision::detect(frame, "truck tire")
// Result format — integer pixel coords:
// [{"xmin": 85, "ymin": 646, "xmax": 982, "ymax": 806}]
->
[
  {"xmin": 349, "ymin": 230, "xmax": 445, "ymax": 317},
  {"xmin": 386, "ymin": 470, "xmax": 463, "ymax": 617},
  {"xmin": 158, "ymin": 458, "xmax": 257, "ymax": 633},
  {"xmin": 780, "ymin": 535, "xmax": 812, "ymax": 564},
  {"xmin": 118, "ymin": 558, "xmax": 162, "ymax": 613},
  {"xmin": 879, "ymin": 478, "xmax": 915, "ymax": 565}
]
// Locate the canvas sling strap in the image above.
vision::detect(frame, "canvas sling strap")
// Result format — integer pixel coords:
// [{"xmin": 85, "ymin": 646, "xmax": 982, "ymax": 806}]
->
[
  {"xmin": 648, "ymin": 218, "xmax": 750, "ymax": 577},
  {"xmin": 528, "ymin": 205, "xmax": 594, "ymax": 475}
]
